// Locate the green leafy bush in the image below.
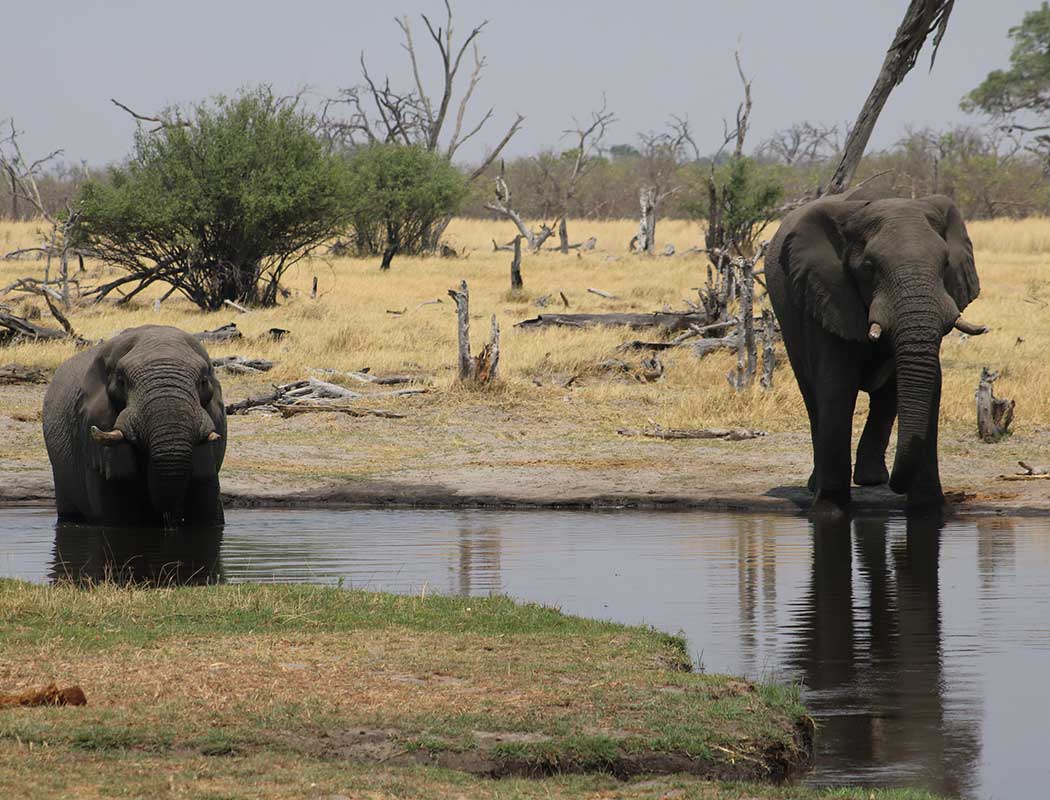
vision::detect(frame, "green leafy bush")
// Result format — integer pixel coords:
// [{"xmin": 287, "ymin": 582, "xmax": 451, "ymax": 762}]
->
[
  {"xmin": 345, "ymin": 143, "xmax": 467, "ymax": 269},
  {"xmin": 75, "ymin": 87, "xmax": 352, "ymax": 309}
]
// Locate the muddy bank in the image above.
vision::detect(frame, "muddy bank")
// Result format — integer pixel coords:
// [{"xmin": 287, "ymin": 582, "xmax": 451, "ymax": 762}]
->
[
  {"xmin": 3, "ymin": 462, "xmax": 1049, "ymax": 517},
  {"xmin": 4, "ymin": 382, "xmax": 1049, "ymax": 517}
]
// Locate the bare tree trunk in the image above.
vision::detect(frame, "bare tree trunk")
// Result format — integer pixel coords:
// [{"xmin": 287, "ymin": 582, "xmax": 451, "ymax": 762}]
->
[
  {"xmin": 447, "ymin": 280, "xmax": 500, "ymax": 384},
  {"xmin": 510, "ymin": 235, "xmax": 523, "ymax": 290},
  {"xmin": 728, "ymin": 259, "xmax": 756, "ymax": 390},
  {"xmin": 636, "ymin": 187, "xmax": 656, "ymax": 255},
  {"xmin": 558, "ymin": 217, "xmax": 569, "ymax": 254},
  {"xmin": 826, "ymin": 0, "xmax": 955, "ymax": 194},
  {"xmin": 448, "ymin": 280, "xmax": 473, "ymax": 381},
  {"xmin": 6, "ymin": 166, "xmax": 16, "ymax": 221},
  {"xmin": 760, "ymin": 308, "xmax": 776, "ymax": 389}
]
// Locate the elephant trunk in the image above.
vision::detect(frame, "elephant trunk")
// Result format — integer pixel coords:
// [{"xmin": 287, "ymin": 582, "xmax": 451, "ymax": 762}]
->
[
  {"xmin": 885, "ymin": 276, "xmax": 952, "ymax": 504},
  {"xmin": 132, "ymin": 364, "xmax": 206, "ymax": 519}
]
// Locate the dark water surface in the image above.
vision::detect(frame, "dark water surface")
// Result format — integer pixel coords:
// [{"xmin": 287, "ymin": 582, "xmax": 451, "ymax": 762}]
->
[{"xmin": 1, "ymin": 506, "xmax": 1048, "ymax": 799}]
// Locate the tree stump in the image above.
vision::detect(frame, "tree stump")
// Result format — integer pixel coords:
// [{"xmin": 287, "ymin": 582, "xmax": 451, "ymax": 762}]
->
[
  {"xmin": 636, "ymin": 187, "xmax": 656, "ymax": 255},
  {"xmin": 510, "ymin": 235, "xmax": 523, "ymax": 290},
  {"xmin": 976, "ymin": 367, "xmax": 1014, "ymax": 442},
  {"xmin": 447, "ymin": 281, "xmax": 500, "ymax": 384}
]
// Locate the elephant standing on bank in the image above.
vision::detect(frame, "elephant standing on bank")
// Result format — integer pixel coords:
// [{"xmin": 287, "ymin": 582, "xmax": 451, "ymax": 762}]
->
[
  {"xmin": 765, "ymin": 191, "xmax": 983, "ymax": 511},
  {"xmin": 43, "ymin": 325, "xmax": 227, "ymax": 526}
]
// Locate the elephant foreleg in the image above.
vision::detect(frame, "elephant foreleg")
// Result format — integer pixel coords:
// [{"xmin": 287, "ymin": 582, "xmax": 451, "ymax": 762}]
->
[
  {"xmin": 813, "ymin": 384, "xmax": 859, "ymax": 508},
  {"xmin": 854, "ymin": 378, "xmax": 897, "ymax": 486}
]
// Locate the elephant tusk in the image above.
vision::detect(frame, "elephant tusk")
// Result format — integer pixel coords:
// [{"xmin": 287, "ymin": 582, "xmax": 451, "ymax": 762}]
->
[
  {"xmin": 954, "ymin": 318, "xmax": 988, "ymax": 336},
  {"xmin": 90, "ymin": 425, "xmax": 125, "ymax": 445},
  {"xmin": 206, "ymin": 431, "xmax": 221, "ymax": 442},
  {"xmin": 868, "ymin": 322, "xmax": 882, "ymax": 341}
]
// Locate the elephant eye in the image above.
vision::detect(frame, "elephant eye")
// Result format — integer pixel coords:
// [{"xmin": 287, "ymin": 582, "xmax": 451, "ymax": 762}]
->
[{"xmin": 199, "ymin": 373, "xmax": 213, "ymax": 405}]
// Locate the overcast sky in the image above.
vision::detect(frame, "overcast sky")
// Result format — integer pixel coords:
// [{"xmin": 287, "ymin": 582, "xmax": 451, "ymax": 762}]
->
[{"xmin": 3, "ymin": 1, "xmax": 1037, "ymax": 167}]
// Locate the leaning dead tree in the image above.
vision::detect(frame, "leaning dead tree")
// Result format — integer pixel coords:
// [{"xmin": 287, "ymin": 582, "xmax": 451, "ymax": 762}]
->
[
  {"xmin": 485, "ymin": 162, "xmax": 556, "ymax": 252},
  {"xmin": 825, "ymin": 0, "xmax": 955, "ymax": 194},
  {"xmin": 0, "ymin": 120, "xmax": 83, "ymax": 308},
  {"xmin": 325, "ymin": 0, "xmax": 523, "ymax": 248},
  {"xmin": 448, "ymin": 280, "xmax": 500, "ymax": 384}
]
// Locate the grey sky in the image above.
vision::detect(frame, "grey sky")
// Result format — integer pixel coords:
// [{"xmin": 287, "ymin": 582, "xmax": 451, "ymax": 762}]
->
[{"xmin": 3, "ymin": 1, "xmax": 1038, "ymax": 167}]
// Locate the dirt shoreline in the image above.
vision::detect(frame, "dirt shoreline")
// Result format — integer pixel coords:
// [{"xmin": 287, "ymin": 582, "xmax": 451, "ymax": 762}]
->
[
  {"xmin": 3, "ymin": 467, "xmax": 1049, "ymax": 517},
  {"xmin": 5, "ymin": 382, "xmax": 1049, "ymax": 520}
]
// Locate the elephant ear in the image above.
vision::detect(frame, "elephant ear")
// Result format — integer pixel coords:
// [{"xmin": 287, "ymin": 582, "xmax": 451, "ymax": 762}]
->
[
  {"xmin": 780, "ymin": 200, "xmax": 870, "ymax": 342},
  {"xmin": 79, "ymin": 335, "xmax": 137, "ymax": 477},
  {"xmin": 921, "ymin": 194, "xmax": 980, "ymax": 312}
]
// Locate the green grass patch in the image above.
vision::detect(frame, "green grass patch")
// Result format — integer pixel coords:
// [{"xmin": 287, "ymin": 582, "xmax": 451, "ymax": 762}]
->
[{"xmin": 0, "ymin": 581, "xmax": 943, "ymax": 798}]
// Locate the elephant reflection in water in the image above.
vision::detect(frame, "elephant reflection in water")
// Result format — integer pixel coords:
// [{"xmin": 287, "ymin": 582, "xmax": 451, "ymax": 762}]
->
[
  {"xmin": 50, "ymin": 523, "xmax": 224, "ymax": 586},
  {"xmin": 790, "ymin": 515, "xmax": 981, "ymax": 798}
]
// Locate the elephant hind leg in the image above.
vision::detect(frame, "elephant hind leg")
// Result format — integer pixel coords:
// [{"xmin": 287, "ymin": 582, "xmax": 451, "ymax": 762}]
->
[{"xmin": 854, "ymin": 378, "xmax": 897, "ymax": 486}]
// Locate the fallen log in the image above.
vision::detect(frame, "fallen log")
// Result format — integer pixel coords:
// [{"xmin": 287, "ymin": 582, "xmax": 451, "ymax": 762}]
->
[
  {"xmin": 226, "ymin": 390, "xmax": 284, "ymax": 415},
  {"xmin": 195, "ymin": 323, "xmax": 242, "ymax": 343},
  {"xmin": 617, "ymin": 425, "xmax": 766, "ymax": 441},
  {"xmin": 516, "ymin": 312, "xmax": 709, "ymax": 333},
  {"xmin": 0, "ymin": 310, "xmax": 68, "ymax": 344},
  {"xmin": 275, "ymin": 404, "xmax": 405, "ymax": 419},
  {"xmin": 226, "ymin": 378, "xmax": 427, "ymax": 415},
  {"xmin": 693, "ymin": 336, "xmax": 739, "ymax": 358},
  {"xmin": 1000, "ymin": 461, "xmax": 1050, "ymax": 480},
  {"xmin": 311, "ymin": 368, "xmax": 425, "ymax": 386},
  {"xmin": 587, "ymin": 287, "xmax": 618, "ymax": 300},
  {"xmin": 0, "ymin": 364, "xmax": 49, "ymax": 384},
  {"xmin": 212, "ymin": 356, "xmax": 274, "ymax": 374}
]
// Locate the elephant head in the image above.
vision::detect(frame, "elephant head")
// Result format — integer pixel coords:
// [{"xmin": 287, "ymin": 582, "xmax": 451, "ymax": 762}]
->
[
  {"xmin": 782, "ymin": 195, "xmax": 981, "ymax": 499},
  {"xmin": 80, "ymin": 325, "xmax": 226, "ymax": 521}
]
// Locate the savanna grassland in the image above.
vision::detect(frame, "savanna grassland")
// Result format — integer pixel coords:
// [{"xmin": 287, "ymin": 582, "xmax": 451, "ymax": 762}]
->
[{"xmin": 1, "ymin": 215, "xmax": 1049, "ymax": 511}]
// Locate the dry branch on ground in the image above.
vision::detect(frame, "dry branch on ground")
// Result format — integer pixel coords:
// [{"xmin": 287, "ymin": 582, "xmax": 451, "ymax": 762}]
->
[{"xmin": 617, "ymin": 425, "xmax": 766, "ymax": 441}]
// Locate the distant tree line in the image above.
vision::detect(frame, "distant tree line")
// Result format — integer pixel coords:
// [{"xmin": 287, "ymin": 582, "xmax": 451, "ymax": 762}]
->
[{"xmin": 6, "ymin": 120, "xmax": 1049, "ymax": 231}]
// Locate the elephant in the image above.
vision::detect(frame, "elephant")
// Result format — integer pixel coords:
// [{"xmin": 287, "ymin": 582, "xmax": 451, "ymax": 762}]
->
[
  {"xmin": 43, "ymin": 325, "xmax": 227, "ymax": 526},
  {"xmin": 51, "ymin": 521, "xmax": 224, "ymax": 586},
  {"xmin": 765, "ymin": 189, "xmax": 983, "ymax": 511}
]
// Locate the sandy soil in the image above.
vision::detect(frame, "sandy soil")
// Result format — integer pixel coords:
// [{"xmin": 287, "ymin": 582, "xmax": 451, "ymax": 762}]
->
[{"xmin": 4, "ymin": 382, "xmax": 1049, "ymax": 517}]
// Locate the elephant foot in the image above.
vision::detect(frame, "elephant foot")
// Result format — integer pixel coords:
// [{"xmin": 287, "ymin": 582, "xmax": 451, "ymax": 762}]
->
[
  {"xmin": 807, "ymin": 470, "xmax": 817, "ymax": 493},
  {"xmin": 906, "ymin": 487, "xmax": 946, "ymax": 513},
  {"xmin": 853, "ymin": 460, "xmax": 889, "ymax": 487},
  {"xmin": 811, "ymin": 487, "xmax": 851, "ymax": 516}
]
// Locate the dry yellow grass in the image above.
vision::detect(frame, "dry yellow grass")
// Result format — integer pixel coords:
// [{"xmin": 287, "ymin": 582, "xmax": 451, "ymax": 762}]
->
[{"xmin": 1, "ymin": 215, "xmax": 1046, "ymax": 437}]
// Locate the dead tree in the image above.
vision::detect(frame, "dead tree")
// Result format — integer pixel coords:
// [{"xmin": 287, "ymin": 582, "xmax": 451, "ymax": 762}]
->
[
  {"xmin": 0, "ymin": 120, "xmax": 80, "ymax": 308},
  {"xmin": 760, "ymin": 308, "xmax": 777, "ymax": 389},
  {"xmin": 825, "ymin": 0, "xmax": 955, "ymax": 194},
  {"xmin": 447, "ymin": 281, "xmax": 500, "ymax": 383},
  {"xmin": 509, "ymin": 235, "xmax": 523, "ymax": 290},
  {"xmin": 758, "ymin": 122, "xmax": 841, "ymax": 166},
  {"xmin": 553, "ymin": 100, "xmax": 615, "ymax": 253},
  {"xmin": 324, "ymin": 1, "xmax": 523, "ymax": 248},
  {"xmin": 631, "ymin": 123, "xmax": 689, "ymax": 254},
  {"xmin": 976, "ymin": 367, "xmax": 1014, "ymax": 443},
  {"xmin": 485, "ymin": 162, "xmax": 556, "ymax": 251},
  {"xmin": 635, "ymin": 187, "xmax": 657, "ymax": 255},
  {"xmin": 727, "ymin": 256, "xmax": 757, "ymax": 390}
]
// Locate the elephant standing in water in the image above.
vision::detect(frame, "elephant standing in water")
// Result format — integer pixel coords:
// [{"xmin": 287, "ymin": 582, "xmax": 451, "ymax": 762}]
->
[
  {"xmin": 43, "ymin": 325, "xmax": 226, "ymax": 526},
  {"xmin": 765, "ymin": 190, "xmax": 983, "ymax": 510}
]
